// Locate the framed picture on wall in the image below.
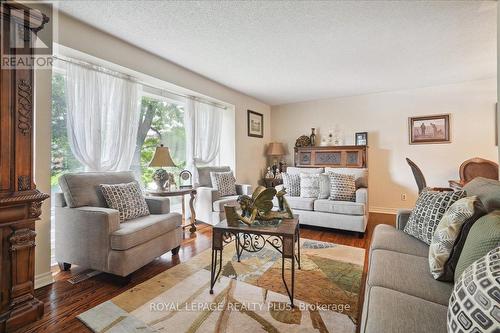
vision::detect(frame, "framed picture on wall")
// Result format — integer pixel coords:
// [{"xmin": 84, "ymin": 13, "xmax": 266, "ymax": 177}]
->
[
  {"xmin": 355, "ymin": 132, "xmax": 368, "ymax": 146},
  {"xmin": 409, "ymin": 114, "xmax": 450, "ymax": 144},
  {"xmin": 247, "ymin": 110, "xmax": 264, "ymax": 138}
]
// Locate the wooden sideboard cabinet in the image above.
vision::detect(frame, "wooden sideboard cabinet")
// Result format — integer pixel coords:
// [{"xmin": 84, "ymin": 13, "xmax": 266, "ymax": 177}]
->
[
  {"xmin": 0, "ymin": 3, "xmax": 49, "ymax": 332},
  {"xmin": 294, "ymin": 145, "xmax": 367, "ymax": 168}
]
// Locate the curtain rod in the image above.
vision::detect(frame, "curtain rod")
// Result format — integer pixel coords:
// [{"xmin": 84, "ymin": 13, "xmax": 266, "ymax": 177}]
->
[{"xmin": 52, "ymin": 55, "xmax": 228, "ymax": 110}]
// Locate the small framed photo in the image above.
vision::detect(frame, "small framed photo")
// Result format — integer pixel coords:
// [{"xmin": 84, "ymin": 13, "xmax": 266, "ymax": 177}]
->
[
  {"xmin": 409, "ymin": 114, "xmax": 450, "ymax": 144},
  {"xmin": 355, "ymin": 132, "xmax": 368, "ymax": 146},
  {"xmin": 247, "ymin": 110, "xmax": 263, "ymax": 138}
]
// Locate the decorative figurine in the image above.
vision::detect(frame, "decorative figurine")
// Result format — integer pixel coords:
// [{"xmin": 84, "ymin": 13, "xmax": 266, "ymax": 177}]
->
[
  {"xmin": 309, "ymin": 128, "xmax": 316, "ymax": 146},
  {"xmin": 265, "ymin": 167, "xmax": 274, "ymax": 179},
  {"xmin": 224, "ymin": 186, "xmax": 294, "ymax": 226}
]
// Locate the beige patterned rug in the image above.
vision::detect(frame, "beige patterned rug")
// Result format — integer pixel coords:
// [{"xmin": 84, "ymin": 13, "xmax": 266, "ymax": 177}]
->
[{"xmin": 78, "ymin": 239, "xmax": 365, "ymax": 333}]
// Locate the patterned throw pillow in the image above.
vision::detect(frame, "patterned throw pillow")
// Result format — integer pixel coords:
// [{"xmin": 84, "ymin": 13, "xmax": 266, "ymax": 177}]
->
[
  {"xmin": 282, "ymin": 173, "xmax": 300, "ymax": 197},
  {"xmin": 210, "ymin": 171, "xmax": 237, "ymax": 197},
  {"xmin": 447, "ymin": 247, "xmax": 500, "ymax": 333},
  {"xmin": 100, "ymin": 182, "xmax": 150, "ymax": 221},
  {"xmin": 328, "ymin": 172, "xmax": 356, "ymax": 202},
  {"xmin": 428, "ymin": 196, "xmax": 486, "ymax": 281},
  {"xmin": 300, "ymin": 173, "xmax": 320, "ymax": 198},
  {"xmin": 318, "ymin": 173, "xmax": 330, "ymax": 199},
  {"xmin": 404, "ymin": 189, "xmax": 466, "ymax": 245}
]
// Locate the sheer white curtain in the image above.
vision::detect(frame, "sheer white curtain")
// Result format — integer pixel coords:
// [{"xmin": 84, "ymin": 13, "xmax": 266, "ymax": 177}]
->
[
  {"xmin": 63, "ymin": 61, "xmax": 141, "ymax": 171},
  {"xmin": 185, "ymin": 99, "xmax": 223, "ymax": 178}
]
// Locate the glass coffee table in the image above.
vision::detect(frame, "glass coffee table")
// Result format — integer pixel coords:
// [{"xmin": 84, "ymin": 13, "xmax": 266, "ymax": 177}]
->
[{"xmin": 209, "ymin": 216, "xmax": 301, "ymax": 306}]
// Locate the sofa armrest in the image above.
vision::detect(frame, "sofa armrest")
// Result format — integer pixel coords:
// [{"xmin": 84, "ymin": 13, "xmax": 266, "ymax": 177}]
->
[
  {"xmin": 196, "ymin": 187, "xmax": 221, "ymax": 203},
  {"xmin": 145, "ymin": 197, "xmax": 170, "ymax": 214},
  {"xmin": 356, "ymin": 188, "xmax": 368, "ymax": 204},
  {"xmin": 54, "ymin": 192, "xmax": 67, "ymax": 207},
  {"xmin": 236, "ymin": 184, "xmax": 252, "ymax": 195},
  {"xmin": 396, "ymin": 209, "xmax": 412, "ymax": 230},
  {"xmin": 55, "ymin": 206, "xmax": 120, "ymax": 270}
]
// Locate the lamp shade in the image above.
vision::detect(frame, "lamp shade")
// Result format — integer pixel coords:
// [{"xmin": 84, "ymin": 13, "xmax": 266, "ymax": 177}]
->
[
  {"xmin": 149, "ymin": 144, "xmax": 177, "ymax": 167},
  {"xmin": 266, "ymin": 142, "xmax": 285, "ymax": 156}
]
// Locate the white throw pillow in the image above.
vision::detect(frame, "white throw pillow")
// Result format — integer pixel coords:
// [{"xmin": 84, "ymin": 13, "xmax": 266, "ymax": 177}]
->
[
  {"xmin": 300, "ymin": 173, "xmax": 320, "ymax": 198},
  {"xmin": 328, "ymin": 172, "xmax": 356, "ymax": 202},
  {"xmin": 100, "ymin": 181, "xmax": 150, "ymax": 221},
  {"xmin": 210, "ymin": 171, "xmax": 237, "ymax": 197},
  {"xmin": 282, "ymin": 173, "xmax": 300, "ymax": 197}
]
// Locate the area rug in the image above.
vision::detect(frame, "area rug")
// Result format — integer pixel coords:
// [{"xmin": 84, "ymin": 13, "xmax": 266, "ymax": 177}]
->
[{"xmin": 78, "ymin": 239, "xmax": 365, "ymax": 333}]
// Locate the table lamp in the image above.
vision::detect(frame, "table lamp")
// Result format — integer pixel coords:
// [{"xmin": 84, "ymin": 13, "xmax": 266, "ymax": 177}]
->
[
  {"xmin": 149, "ymin": 144, "xmax": 177, "ymax": 192},
  {"xmin": 266, "ymin": 142, "xmax": 285, "ymax": 175}
]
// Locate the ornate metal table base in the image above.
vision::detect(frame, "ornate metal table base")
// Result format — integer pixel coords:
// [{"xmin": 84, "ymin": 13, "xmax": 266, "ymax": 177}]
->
[{"xmin": 210, "ymin": 225, "xmax": 301, "ymax": 306}]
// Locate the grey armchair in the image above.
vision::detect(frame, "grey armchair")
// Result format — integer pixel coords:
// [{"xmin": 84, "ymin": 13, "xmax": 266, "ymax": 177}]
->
[
  {"xmin": 55, "ymin": 171, "xmax": 182, "ymax": 277},
  {"xmin": 194, "ymin": 166, "xmax": 252, "ymax": 225}
]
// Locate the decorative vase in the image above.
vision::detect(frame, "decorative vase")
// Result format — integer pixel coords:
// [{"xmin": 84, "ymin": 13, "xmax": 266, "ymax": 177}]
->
[{"xmin": 309, "ymin": 128, "xmax": 316, "ymax": 146}]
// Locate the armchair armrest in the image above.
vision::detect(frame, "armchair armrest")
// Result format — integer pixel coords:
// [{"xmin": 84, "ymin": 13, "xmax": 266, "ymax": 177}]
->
[
  {"xmin": 236, "ymin": 184, "xmax": 252, "ymax": 195},
  {"xmin": 355, "ymin": 188, "xmax": 368, "ymax": 204},
  {"xmin": 55, "ymin": 206, "xmax": 120, "ymax": 270},
  {"xmin": 396, "ymin": 209, "xmax": 412, "ymax": 230},
  {"xmin": 145, "ymin": 197, "xmax": 171, "ymax": 214}
]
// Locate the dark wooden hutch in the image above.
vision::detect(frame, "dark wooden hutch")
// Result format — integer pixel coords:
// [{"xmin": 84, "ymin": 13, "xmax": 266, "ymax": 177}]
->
[
  {"xmin": 0, "ymin": 2, "xmax": 49, "ymax": 331},
  {"xmin": 294, "ymin": 145, "xmax": 367, "ymax": 168}
]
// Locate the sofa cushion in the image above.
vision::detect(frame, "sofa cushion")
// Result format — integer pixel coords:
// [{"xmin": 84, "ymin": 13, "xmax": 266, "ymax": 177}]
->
[
  {"xmin": 196, "ymin": 166, "xmax": 231, "ymax": 187},
  {"xmin": 318, "ymin": 173, "xmax": 330, "ymax": 199},
  {"xmin": 274, "ymin": 196, "xmax": 315, "ymax": 211},
  {"xmin": 110, "ymin": 213, "xmax": 182, "ymax": 250},
  {"xmin": 100, "ymin": 182, "xmax": 150, "ymax": 221},
  {"xmin": 455, "ymin": 210, "xmax": 500, "ymax": 280},
  {"xmin": 368, "ymin": 249, "xmax": 453, "ymax": 305},
  {"xmin": 370, "ymin": 224, "xmax": 429, "ymax": 257},
  {"xmin": 404, "ymin": 189, "xmax": 466, "ymax": 245},
  {"xmin": 285, "ymin": 167, "xmax": 324, "ymax": 175},
  {"xmin": 314, "ymin": 199, "xmax": 365, "ymax": 216},
  {"xmin": 463, "ymin": 177, "xmax": 500, "ymax": 213},
  {"xmin": 429, "ymin": 196, "xmax": 486, "ymax": 281},
  {"xmin": 325, "ymin": 167, "xmax": 368, "ymax": 188},
  {"xmin": 212, "ymin": 195, "xmax": 239, "ymax": 212},
  {"xmin": 58, "ymin": 171, "xmax": 136, "ymax": 208},
  {"xmin": 362, "ymin": 286, "xmax": 448, "ymax": 333}
]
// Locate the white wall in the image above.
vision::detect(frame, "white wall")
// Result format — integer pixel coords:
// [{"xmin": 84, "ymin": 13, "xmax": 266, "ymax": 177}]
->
[{"xmin": 271, "ymin": 79, "xmax": 498, "ymax": 213}]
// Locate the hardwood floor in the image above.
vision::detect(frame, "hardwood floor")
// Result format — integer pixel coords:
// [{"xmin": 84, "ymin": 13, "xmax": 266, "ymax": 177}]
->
[{"xmin": 18, "ymin": 213, "xmax": 395, "ymax": 333}]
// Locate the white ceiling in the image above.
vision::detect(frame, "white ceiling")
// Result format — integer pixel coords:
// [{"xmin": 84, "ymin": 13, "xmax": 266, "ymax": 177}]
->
[{"xmin": 57, "ymin": 1, "xmax": 497, "ymax": 106}]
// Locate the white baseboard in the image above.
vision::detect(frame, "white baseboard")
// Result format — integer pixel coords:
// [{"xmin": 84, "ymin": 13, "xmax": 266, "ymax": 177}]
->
[
  {"xmin": 369, "ymin": 206, "xmax": 399, "ymax": 215},
  {"xmin": 35, "ymin": 271, "xmax": 54, "ymax": 289}
]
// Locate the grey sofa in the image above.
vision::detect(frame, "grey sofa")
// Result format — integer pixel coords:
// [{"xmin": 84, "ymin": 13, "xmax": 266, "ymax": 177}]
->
[
  {"xmin": 194, "ymin": 166, "xmax": 252, "ymax": 225},
  {"xmin": 360, "ymin": 177, "xmax": 500, "ymax": 333},
  {"xmin": 55, "ymin": 171, "xmax": 182, "ymax": 277},
  {"xmin": 274, "ymin": 167, "xmax": 369, "ymax": 234}
]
